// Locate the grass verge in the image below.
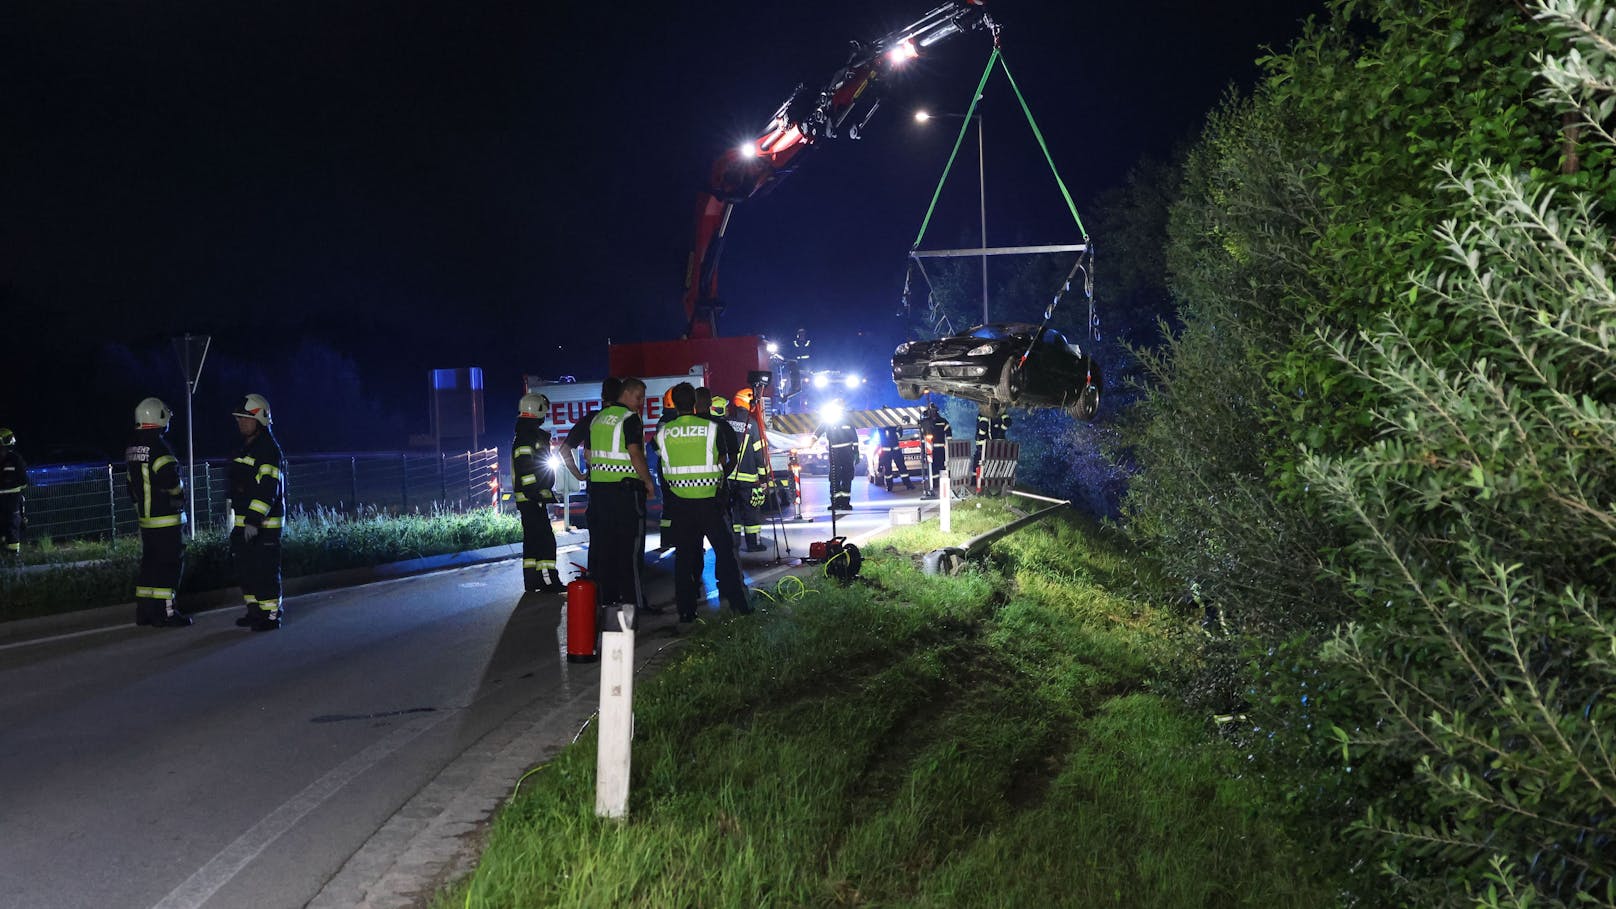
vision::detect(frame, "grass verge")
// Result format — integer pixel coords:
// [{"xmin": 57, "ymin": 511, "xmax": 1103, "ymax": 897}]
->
[
  {"xmin": 0, "ymin": 507, "xmax": 522, "ymax": 623},
  {"xmin": 437, "ymin": 500, "xmax": 1340, "ymax": 907}
]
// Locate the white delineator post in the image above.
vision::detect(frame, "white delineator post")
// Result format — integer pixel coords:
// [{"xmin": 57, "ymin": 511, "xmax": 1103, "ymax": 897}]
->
[
  {"xmin": 594, "ymin": 617, "xmax": 635, "ymax": 818},
  {"xmin": 940, "ymin": 470, "xmax": 952, "ymax": 533}
]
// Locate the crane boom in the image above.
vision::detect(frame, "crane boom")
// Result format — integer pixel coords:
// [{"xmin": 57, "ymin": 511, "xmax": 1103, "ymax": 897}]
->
[{"xmin": 681, "ymin": 0, "xmax": 996, "ymax": 339}]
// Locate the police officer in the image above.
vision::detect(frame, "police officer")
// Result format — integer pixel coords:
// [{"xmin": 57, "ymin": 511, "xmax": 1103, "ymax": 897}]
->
[
  {"xmin": 0, "ymin": 428, "xmax": 26, "ymax": 557},
  {"xmin": 561, "ymin": 377, "xmax": 657, "ymax": 623},
  {"xmin": 815, "ymin": 402, "xmax": 858, "ymax": 512},
  {"xmin": 725, "ymin": 387, "xmax": 769, "ymax": 552},
  {"xmin": 919, "ymin": 401, "xmax": 952, "ymax": 498},
  {"xmin": 513, "ymin": 393, "xmax": 564, "ymax": 593},
  {"xmin": 657, "ymin": 382, "xmax": 752, "ymax": 623},
  {"xmin": 229, "ymin": 393, "xmax": 286, "ymax": 631},
  {"xmin": 126, "ymin": 398, "xmax": 193, "ymax": 627}
]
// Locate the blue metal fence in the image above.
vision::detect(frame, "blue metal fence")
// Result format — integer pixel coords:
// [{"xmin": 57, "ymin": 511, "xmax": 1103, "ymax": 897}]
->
[{"xmin": 19, "ymin": 449, "xmax": 500, "ymax": 541}]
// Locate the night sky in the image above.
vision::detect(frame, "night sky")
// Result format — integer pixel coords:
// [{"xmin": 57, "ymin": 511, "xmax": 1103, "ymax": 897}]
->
[{"xmin": 2, "ymin": 0, "xmax": 1322, "ymax": 459}]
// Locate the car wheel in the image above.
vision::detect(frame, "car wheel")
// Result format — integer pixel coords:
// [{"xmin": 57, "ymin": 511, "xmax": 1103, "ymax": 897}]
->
[
  {"xmin": 897, "ymin": 382, "xmax": 923, "ymax": 400},
  {"xmin": 998, "ymin": 361, "xmax": 1024, "ymax": 403},
  {"xmin": 1067, "ymin": 383, "xmax": 1100, "ymax": 422}
]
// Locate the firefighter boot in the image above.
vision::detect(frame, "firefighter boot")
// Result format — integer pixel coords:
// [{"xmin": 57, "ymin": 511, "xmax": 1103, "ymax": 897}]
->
[
  {"xmin": 743, "ymin": 532, "xmax": 768, "ymax": 553},
  {"xmin": 250, "ymin": 608, "xmax": 281, "ymax": 632},
  {"xmin": 235, "ymin": 602, "xmax": 259, "ymax": 627},
  {"xmin": 159, "ymin": 601, "xmax": 193, "ymax": 628},
  {"xmin": 134, "ymin": 600, "xmax": 161, "ymax": 626},
  {"xmin": 541, "ymin": 570, "xmax": 567, "ymax": 594},
  {"xmin": 523, "ymin": 567, "xmax": 545, "ymax": 593}
]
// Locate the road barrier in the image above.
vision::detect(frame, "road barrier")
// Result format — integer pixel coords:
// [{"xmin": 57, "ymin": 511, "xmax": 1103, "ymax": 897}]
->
[
  {"xmin": 21, "ymin": 449, "xmax": 499, "ymax": 541},
  {"xmin": 922, "ymin": 489, "xmax": 1071, "ymax": 576}
]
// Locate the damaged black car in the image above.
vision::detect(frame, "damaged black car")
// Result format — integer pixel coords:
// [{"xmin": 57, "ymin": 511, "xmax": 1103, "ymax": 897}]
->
[{"xmin": 891, "ymin": 322, "xmax": 1101, "ymax": 420}]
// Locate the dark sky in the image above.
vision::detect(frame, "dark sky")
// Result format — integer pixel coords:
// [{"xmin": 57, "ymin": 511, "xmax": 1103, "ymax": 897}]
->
[{"xmin": 2, "ymin": 0, "xmax": 1322, "ymax": 457}]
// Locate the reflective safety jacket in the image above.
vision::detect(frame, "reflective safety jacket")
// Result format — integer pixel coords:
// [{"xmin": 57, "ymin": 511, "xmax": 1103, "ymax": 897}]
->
[
  {"xmin": 657, "ymin": 414, "xmax": 726, "ymax": 499},
  {"xmin": 0, "ymin": 449, "xmax": 26, "ymax": 495},
  {"xmin": 586, "ymin": 404, "xmax": 638, "ymax": 484},
  {"xmin": 726, "ymin": 413, "xmax": 764, "ymax": 484},
  {"xmin": 229, "ymin": 428, "xmax": 285, "ymax": 529},
  {"xmin": 818, "ymin": 420, "xmax": 859, "ymax": 460},
  {"xmin": 125, "ymin": 429, "xmax": 186, "ymax": 529},
  {"xmin": 512, "ymin": 419, "xmax": 556, "ymax": 504},
  {"xmin": 923, "ymin": 413, "xmax": 952, "ymax": 451}
]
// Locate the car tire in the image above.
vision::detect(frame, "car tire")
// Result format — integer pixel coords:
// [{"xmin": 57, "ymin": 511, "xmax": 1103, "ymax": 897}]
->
[
  {"xmin": 897, "ymin": 382, "xmax": 923, "ymax": 400},
  {"xmin": 1067, "ymin": 383, "xmax": 1100, "ymax": 422},
  {"xmin": 998, "ymin": 361, "xmax": 1024, "ymax": 403}
]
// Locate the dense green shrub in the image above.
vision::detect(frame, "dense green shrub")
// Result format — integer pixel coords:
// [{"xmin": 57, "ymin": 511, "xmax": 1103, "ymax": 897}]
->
[{"xmin": 1303, "ymin": 5, "xmax": 1616, "ymax": 900}]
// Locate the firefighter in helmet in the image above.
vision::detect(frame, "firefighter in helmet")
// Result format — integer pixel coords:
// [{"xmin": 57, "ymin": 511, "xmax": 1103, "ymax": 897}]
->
[
  {"xmin": 725, "ymin": 386, "xmax": 769, "ymax": 552},
  {"xmin": 513, "ymin": 393, "xmax": 564, "ymax": 593},
  {"xmin": 126, "ymin": 398, "xmax": 193, "ymax": 627},
  {"xmin": 919, "ymin": 401, "xmax": 952, "ymax": 499},
  {"xmin": 814, "ymin": 400, "xmax": 858, "ymax": 512},
  {"xmin": 229, "ymin": 393, "xmax": 286, "ymax": 631},
  {"xmin": 0, "ymin": 428, "xmax": 28, "ymax": 557}
]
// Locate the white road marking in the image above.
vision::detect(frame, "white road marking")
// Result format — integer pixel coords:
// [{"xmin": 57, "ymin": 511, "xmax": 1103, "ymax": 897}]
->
[{"xmin": 149, "ymin": 710, "xmax": 454, "ymax": 909}]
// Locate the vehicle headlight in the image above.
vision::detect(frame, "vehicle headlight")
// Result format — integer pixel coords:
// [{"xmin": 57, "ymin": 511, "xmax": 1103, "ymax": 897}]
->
[
  {"xmin": 813, "ymin": 373, "xmax": 830, "ymax": 389},
  {"xmin": 894, "ymin": 342, "xmax": 913, "ymax": 355},
  {"xmin": 966, "ymin": 342, "xmax": 999, "ymax": 357},
  {"xmin": 843, "ymin": 374, "xmax": 861, "ymax": 389}
]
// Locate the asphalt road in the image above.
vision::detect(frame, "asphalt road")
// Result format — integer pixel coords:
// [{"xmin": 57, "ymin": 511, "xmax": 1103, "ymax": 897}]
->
[{"xmin": 0, "ymin": 474, "xmax": 928, "ymax": 909}]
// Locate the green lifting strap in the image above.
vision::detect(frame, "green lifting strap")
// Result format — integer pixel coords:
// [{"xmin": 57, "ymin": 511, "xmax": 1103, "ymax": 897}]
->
[{"xmin": 908, "ymin": 46, "xmax": 1089, "ymax": 252}]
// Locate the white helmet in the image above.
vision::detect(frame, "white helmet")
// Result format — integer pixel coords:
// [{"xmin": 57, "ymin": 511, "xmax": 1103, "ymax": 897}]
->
[
  {"xmin": 233, "ymin": 393, "xmax": 272, "ymax": 426},
  {"xmin": 135, "ymin": 397, "xmax": 172, "ymax": 429},
  {"xmin": 518, "ymin": 393, "xmax": 549, "ymax": 419}
]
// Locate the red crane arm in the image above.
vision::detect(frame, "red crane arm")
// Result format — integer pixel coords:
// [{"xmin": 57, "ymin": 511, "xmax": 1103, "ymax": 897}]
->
[{"xmin": 681, "ymin": 0, "xmax": 996, "ymax": 339}]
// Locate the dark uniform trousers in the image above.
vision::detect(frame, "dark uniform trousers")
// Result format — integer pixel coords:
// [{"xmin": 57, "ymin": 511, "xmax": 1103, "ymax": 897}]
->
[
  {"xmin": 829, "ymin": 451, "xmax": 856, "ymax": 510},
  {"xmin": 0, "ymin": 493, "xmax": 20, "ymax": 553},
  {"xmin": 666, "ymin": 495, "xmax": 746, "ymax": 618},
  {"xmin": 586, "ymin": 480, "xmax": 645, "ymax": 608},
  {"xmin": 882, "ymin": 443, "xmax": 913, "ymax": 489},
  {"xmin": 516, "ymin": 499, "xmax": 557, "ymax": 587},
  {"xmin": 136, "ymin": 526, "xmax": 185, "ymax": 616},
  {"xmin": 231, "ymin": 527, "xmax": 283, "ymax": 610}
]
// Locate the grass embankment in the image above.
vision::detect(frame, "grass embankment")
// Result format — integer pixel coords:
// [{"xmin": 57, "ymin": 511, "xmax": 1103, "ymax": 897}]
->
[
  {"xmin": 441, "ymin": 501, "xmax": 1337, "ymax": 908},
  {"xmin": 0, "ymin": 507, "xmax": 522, "ymax": 623}
]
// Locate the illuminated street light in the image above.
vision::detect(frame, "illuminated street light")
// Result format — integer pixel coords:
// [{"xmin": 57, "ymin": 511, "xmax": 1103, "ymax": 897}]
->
[{"xmin": 914, "ymin": 106, "xmax": 988, "ymax": 326}]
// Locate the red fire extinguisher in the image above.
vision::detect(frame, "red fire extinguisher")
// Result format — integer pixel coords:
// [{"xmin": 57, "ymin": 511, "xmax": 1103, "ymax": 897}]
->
[{"xmin": 565, "ymin": 563, "xmax": 599, "ymax": 663}]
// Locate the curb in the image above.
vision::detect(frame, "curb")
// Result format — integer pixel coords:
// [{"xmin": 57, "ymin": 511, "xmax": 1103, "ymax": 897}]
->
[{"xmin": 0, "ymin": 531, "xmax": 589, "ymax": 647}]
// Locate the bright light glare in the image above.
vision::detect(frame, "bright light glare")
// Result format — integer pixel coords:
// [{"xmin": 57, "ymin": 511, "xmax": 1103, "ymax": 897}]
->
[
  {"xmin": 914, "ymin": 110, "xmax": 932, "ymax": 122},
  {"xmin": 738, "ymin": 142, "xmax": 758, "ymax": 158},
  {"xmin": 766, "ymin": 342, "xmax": 778, "ymax": 354},
  {"xmin": 818, "ymin": 401, "xmax": 845, "ymax": 424},
  {"xmin": 547, "ymin": 455, "xmax": 562, "ymax": 472},
  {"xmin": 813, "ymin": 373, "xmax": 831, "ymax": 389},
  {"xmin": 887, "ymin": 41, "xmax": 919, "ymax": 65},
  {"xmin": 843, "ymin": 374, "xmax": 862, "ymax": 389}
]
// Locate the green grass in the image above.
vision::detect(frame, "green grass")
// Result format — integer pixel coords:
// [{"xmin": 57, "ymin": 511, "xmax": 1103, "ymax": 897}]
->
[
  {"xmin": 438, "ymin": 501, "xmax": 1339, "ymax": 908},
  {"xmin": 0, "ymin": 506, "xmax": 522, "ymax": 623}
]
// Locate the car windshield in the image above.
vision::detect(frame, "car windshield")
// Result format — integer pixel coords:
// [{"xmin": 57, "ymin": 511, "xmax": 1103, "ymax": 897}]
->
[{"xmin": 967, "ymin": 325, "xmax": 1010, "ymax": 340}]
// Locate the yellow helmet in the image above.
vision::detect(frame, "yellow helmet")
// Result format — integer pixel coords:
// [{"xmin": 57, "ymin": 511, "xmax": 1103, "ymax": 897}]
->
[
  {"xmin": 710, "ymin": 395, "xmax": 729, "ymax": 414},
  {"xmin": 732, "ymin": 387, "xmax": 755, "ymax": 410}
]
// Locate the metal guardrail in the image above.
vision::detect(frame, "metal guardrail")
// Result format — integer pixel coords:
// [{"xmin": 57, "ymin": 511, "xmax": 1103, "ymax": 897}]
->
[
  {"xmin": 20, "ymin": 449, "xmax": 500, "ymax": 541},
  {"xmin": 921, "ymin": 489, "xmax": 1072, "ymax": 575}
]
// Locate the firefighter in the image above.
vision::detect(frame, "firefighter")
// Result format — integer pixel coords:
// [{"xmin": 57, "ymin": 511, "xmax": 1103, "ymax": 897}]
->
[
  {"xmin": 561, "ymin": 377, "xmax": 657, "ymax": 623},
  {"xmin": 229, "ymin": 393, "xmax": 286, "ymax": 631},
  {"xmin": 513, "ymin": 393, "xmax": 564, "ymax": 593},
  {"xmin": 814, "ymin": 402, "xmax": 858, "ymax": 512},
  {"xmin": 656, "ymin": 382, "xmax": 751, "ymax": 622},
  {"xmin": 725, "ymin": 387, "xmax": 769, "ymax": 552},
  {"xmin": 789, "ymin": 328, "xmax": 812, "ymax": 409},
  {"xmin": 919, "ymin": 401, "xmax": 952, "ymax": 499},
  {"xmin": 877, "ymin": 423, "xmax": 914, "ymax": 492},
  {"xmin": 125, "ymin": 398, "xmax": 193, "ymax": 627},
  {"xmin": 973, "ymin": 408, "xmax": 1012, "ymax": 488},
  {"xmin": 0, "ymin": 428, "xmax": 28, "ymax": 557}
]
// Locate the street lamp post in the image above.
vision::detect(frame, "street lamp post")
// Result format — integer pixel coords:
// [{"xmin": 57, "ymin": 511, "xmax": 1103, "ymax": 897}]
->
[{"xmin": 916, "ymin": 109, "xmax": 988, "ymax": 325}]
